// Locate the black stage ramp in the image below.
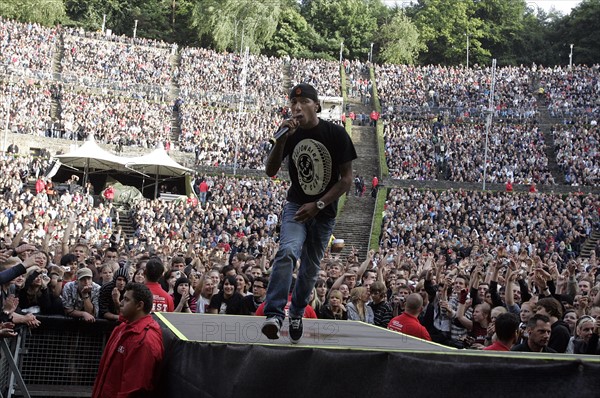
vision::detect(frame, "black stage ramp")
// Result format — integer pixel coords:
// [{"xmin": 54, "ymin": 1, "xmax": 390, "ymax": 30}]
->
[{"xmin": 155, "ymin": 313, "xmax": 600, "ymax": 398}]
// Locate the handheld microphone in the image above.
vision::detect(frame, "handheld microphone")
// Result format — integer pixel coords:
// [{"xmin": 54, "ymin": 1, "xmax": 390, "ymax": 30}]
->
[
  {"xmin": 272, "ymin": 126, "xmax": 290, "ymax": 142},
  {"xmin": 269, "ymin": 117, "xmax": 297, "ymax": 145}
]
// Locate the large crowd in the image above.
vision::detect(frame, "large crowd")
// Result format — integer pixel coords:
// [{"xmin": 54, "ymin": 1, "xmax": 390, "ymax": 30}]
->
[
  {"xmin": 344, "ymin": 59, "xmax": 372, "ymax": 104},
  {"xmin": 537, "ymin": 65, "xmax": 600, "ymax": 186},
  {"xmin": 0, "ymin": 18, "xmax": 56, "ymax": 78},
  {"xmin": 59, "ymin": 88, "xmax": 172, "ymax": 148},
  {"xmin": 384, "ymin": 120, "xmax": 555, "ymax": 184},
  {"xmin": 539, "ymin": 65, "xmax": 600, "ymax": 123},
  {"xmin": 289, "ymin": 57, "xmax": 341, "ymax": 98},
  {"xmin": 553, "ymin": 123, "xmax": 600, "ymax": 186},
  {"xmin": 379, "ymin": 187, "xmax": 597, "ymax": 263},
  {"xmin": 2, "ymin": 17, "xmax": 599, "ymax": 185},
  {"xmin": 129, "ymin": 175, "xmax": 288, "ymax": 254},
  {"xmin": 0, "ymin": 78, "xmax": 52, "ymax": 136},
  {"xmin": 375, "ymin": 64, "xmax": 539, "ymax": 121},
  {"xmin": 178, "ymin": 105, "xmax": 283, "ymax": 168},
  {"xmin": 178, "ymin": 47, "xmax": 286, "ymax": 107},
  {"xmin": 2, "ymin": 16, "xmax": 600, "ymax": 398},
  {"xmin": 0, "ymin": 153, "xmax": 599, "ymax": 357},
  {"xmin": 61, "ymin": 28, "xmax": 173, "ymax": 98}
]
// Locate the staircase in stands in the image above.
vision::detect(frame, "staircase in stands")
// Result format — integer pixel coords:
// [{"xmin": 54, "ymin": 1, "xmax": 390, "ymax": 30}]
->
[{"xmin": 332, "ymin": 67, "xmax": 378, "ymax": 261}]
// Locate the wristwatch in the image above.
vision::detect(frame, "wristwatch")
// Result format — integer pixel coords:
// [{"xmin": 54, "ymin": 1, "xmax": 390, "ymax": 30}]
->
[{"xmin": 316, "ymin": 200, "xmax": 325, "ymax": 210}]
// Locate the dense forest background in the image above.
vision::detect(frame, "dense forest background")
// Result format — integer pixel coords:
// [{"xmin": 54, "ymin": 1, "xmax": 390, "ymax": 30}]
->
[{"xmin": 1, "ymin": 0, "xmax": 598, "ymax": 66}]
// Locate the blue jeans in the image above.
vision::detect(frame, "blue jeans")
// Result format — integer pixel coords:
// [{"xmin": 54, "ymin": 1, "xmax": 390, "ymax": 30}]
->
[{"xmin": 264, "ymin": 202, "xmax": 335, "ymax": 320}]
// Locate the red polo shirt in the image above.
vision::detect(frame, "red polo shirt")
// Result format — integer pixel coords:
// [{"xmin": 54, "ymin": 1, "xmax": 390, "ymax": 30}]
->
[
  {"xmin": 388, "ymin": 312, "xmax": 431, "ymax": 341},
  {"xmin": 483, "ymin": 341, "xmax": 511, "ymax": 351},
  {"xmin": 145, "ymin": 282, "xmax": 174, "ymax": 312},
  {"xmin": 255, "ymin": 294, "xmax": 317, "ymax": 318}
]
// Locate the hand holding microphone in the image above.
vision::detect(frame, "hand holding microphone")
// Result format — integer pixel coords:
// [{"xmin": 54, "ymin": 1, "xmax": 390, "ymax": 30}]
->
[{"xmin": 269, "ymin": 116, "xmax": 299, "ymax": 146}]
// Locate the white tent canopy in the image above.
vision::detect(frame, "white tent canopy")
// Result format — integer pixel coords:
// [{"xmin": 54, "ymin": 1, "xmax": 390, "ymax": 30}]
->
[
  {"xmin": 52, "ymin": 138, "xmax": 192, "ymax": 198},
  {"xmin": 126, "ymin": 147, "xmax": 193, "ymax": 177},
  {"xmin": 55, "ymin": 137, "xmax": 128, "ymax": 171},
  {"xmin": 126, "ymin": 147, "xmax": 194, "ymax": 198}
]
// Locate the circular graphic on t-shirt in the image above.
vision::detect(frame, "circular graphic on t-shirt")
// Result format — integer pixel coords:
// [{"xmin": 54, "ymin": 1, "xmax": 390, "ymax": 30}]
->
[{"xmin": 292, "ymin": 139, "xmax": 332, "ymax": 195}]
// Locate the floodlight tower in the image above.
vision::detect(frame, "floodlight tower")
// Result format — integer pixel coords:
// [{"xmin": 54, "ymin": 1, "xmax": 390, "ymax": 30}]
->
[
  {"xmin": 233, "ymin": 47, "xmax": 249, "ymax": 175},
  {"xmin": 482, "ymin": 59, "xmax": 497, "ymax": 191}
]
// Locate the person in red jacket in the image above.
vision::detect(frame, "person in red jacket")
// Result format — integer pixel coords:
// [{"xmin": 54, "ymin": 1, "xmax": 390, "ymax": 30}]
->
[
  {"xmin": 92, "ymin": 283, "xmax": 164, "ymax": 398},
  {"xmin": 198, "ymin": 179, "xmax": 209, "ymax": 204},
  {"xmin": 35, "ymin": 177, "xmax": 46, "ymax": 195},
  {"xmin": 104, "ymin": 185, "xmax": 115, "ymax": 203},
  {"xmin": 529, "ymin": 182, "xmax": 537, "ymax": 193},
  {"xmin": 388, "ymin": 293, "xmax": 431, "ymax": 341},
  {"xmin": 369, "ymin": 110, "xmax": 380, "ymax": 127}
]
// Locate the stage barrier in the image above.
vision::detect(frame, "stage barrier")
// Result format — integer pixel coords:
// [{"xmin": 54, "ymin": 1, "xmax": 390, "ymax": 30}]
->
[{"xmin": 0, "ymin": 316, "xmax": 116, "ymax": 398}]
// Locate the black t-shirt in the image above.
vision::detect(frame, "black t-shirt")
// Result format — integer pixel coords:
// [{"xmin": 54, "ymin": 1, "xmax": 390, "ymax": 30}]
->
[
  {"xmin": 283, "ymin": 119, "xmax": 357, "ymax": 218},
  {"xmin": 510, "ymin": 342, "xmax": 557, "ymax": 353},
  {"xmin": 241, "ymin": 294, "xmax": 263, "ymax": 315},
  {"xmin": 549, "ymin": 320, "xmax": 571, "ymax": 353},
  {"xmin": 209, "ymin": 292, "xmax": 244, "ymax": 315}
]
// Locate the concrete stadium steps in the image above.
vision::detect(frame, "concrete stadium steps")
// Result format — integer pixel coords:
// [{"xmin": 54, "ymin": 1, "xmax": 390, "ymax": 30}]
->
[
  {"xmin": 25, "ymin": 179, "xmax": 36, "ymax": 194},
  {"xmin": 117, "ymin": 207, "xmax": 135, "ymax": 239},
  {"xmin": 52, "ymin": 32, "xmax": 64, "ymax": 81},
  {"xmin": 537, "ymin": 104, "xmax": 565, "ymax": 185},
  {"xmin": 531, "ymin": 73, "xmax": 564, "ymax": 185},
  {"xmin": 282, "ymin": 60, "xmax": 291, "ymax": 91},
  {"xmin": 332, "ymin": 90, "xmax": 379, "ymax": 260},
  {"xmin": 333, "ymin": 193, "xmax": 375, "ymax": 260},
  {"xmin": 350, "ymin": 125, "xmax": 379, "ymax": 179},
  {"xmin": 169, "ymin": 112, "xmax": 181, "ymax": 146},
  {"xmin": 580, "ymin": 229, "xmax": 600, "ymax": 258}
]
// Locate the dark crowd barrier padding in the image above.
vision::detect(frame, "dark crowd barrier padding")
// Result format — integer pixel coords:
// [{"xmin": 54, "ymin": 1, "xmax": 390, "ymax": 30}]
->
[{"xmin": 155, "ymin": 313, "xmax": 600, "ymax": 398}]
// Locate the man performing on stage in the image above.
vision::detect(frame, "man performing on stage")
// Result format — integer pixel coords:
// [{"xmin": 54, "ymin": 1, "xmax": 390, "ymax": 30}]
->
[{"xmin": 262, "ymin": 83, "xmax": 357, "ymax": 343}]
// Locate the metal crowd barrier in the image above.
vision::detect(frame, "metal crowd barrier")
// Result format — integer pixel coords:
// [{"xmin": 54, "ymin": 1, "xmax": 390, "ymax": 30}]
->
[{"xmin": 0, "ymin": 316, "xmax": 116, "ymax": 398}]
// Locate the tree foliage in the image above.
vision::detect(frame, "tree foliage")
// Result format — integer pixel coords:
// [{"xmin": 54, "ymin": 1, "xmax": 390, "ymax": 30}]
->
[
  {"xmin": 0, "ymin": 0, "xmax": 66, "ymax": 26},
  {"xmin": 412, "ymin": 0, "xmax": 487, "ymax": 65},
  {"xmin": 300, "ymin": 0, "xmax": 382, "ymax": 59},
  {"xmin": 511, "ymin": 7, "xmax": 560, "ymax": 66},
  {"xmin": 550, "ymin": 0, "xmax": 600, "ymax": 66},
  {"xmin": 63, "ymin": 0, "xmax": 124, "ymax": 32},
  {"xmin": 191, "ymin": 0, "xmax": 283, "ymax": 53},
  {"xmin": 473, "ymin": 0, "xmax": 528, "ymax": 65},
  {"xmin": 263, "ymin": 6, "xmax": 334, "ymax": 59},
  {"xmin": 378, "ymin": 10, "xmax": 425, "ymax": 65},
  {"xmin": 0, "ymin": 0, "xmax": 597, "ymax": 66}
]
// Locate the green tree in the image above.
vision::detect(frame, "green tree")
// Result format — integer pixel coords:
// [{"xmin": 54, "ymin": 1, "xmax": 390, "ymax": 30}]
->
[
  {"xmin": 128, "ymin": 0, "xmax": 179, "ymax": 42},
  {"xmin": 551, "ymin": 0, "xmax": 600, "ymax": 66},
  {"xmin": 64, "ymin": 0, "xmax": 126, "ymax": 32},
  {"xmin": 378, "ymin": 10, "xmax": 425, "ymax": 64},
  {"xmin": 190, "ymin": 0, "xmax": 283, "ymax": 53},
  {"xmin": 512, "ymin": 7, "xmax": 562, "ymax": 65},
  {"xmin": 0, "ymin": 0, "xmax": 66, "ymax": 26},
  {"xmin": 473, "ymin": 0, "xmax": 529, "ymax": 66},
  {"xmin": 263, "ymin": 7, "xmax": 332, "ymax": 59},
  {"xmin": 412, "ymin": 0, "xmax": 487, "ymax": 65},
  {"xmin": 64, "ymin": 0, "xmax": 187, "ymax": 43},
  {"xmin": 301, "ymin": 0, "xmax": 382, "ymax": 60},
  {"xmin": 170, "ymin": 0, "xmax": 197, "ymax": 45}
]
